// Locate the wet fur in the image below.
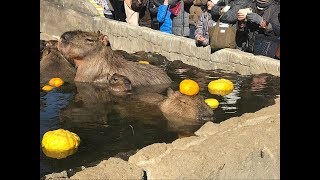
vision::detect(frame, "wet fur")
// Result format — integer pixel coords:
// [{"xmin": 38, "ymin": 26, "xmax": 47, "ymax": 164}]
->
[
  {"xmin": 57, "ymin": 30, "xmax": 172, "ymax": 86},
  {"xmin": 40, "ymin": 47, "xmax": 76, "ymax": 83}
]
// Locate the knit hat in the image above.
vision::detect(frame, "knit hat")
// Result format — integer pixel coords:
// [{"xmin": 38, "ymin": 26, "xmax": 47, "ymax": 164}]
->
[{"xmin": 256, "ymin": 0, "xmax": 274, "ymax": 8}]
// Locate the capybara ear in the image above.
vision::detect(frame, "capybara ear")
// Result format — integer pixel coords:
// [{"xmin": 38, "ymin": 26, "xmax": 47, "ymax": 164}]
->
[
  {"xmin": 166, "ymin": 88, "xmax": 174, "ymax": 97},
  {"xmin": 106, "ymin": 73, "xmax": 112, "ymax": 80},
  {"xmin": 99, "ymin": 35, "xmax": 110, "ymax": 46},
  {"xmin": 97, "ymin": 30, "xmax": 101, "ymax": 35},
  {"xmin": 42, "ymin": 48, "xmax": 51, "ymax": 56}
]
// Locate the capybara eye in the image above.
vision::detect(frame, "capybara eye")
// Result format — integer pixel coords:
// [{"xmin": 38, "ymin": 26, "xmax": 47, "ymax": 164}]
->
[
  {"xmin": 110, "ymin": 78, "xmax": 117, "ymax": 83},
  {"xmin": 85, "ymin": 38, "xmax": 95, "ymax": 42}
]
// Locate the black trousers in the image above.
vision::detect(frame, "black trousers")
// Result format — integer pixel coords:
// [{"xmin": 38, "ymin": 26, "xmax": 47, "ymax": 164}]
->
[{"xmin": 109, "ymin": 0, "xmax": 126, "ymax": 22}]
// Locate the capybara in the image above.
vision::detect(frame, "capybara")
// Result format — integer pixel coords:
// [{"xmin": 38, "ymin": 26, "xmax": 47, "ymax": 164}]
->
[
  {"xmin": 108, "ymin": 73, "xmax": 132, "ymax": 93},
  {"xmin": 59, "ymin": 74, "xmax": 132, "ymax": 128},
  {"xmin": 40, "ymin": 40, "xmax": 46, "ymax": 56},
  {"xmin": 73, "ymin": 73, "xmax": 133, "ymax": 106},
  {"xmin": 57, "ymin": 30, "xmax": 172, "ymax": 86},
  {"xmin": 114, "ymin": 86, "xmax": 214, "ymax": 134},
  {"xmin": 159, "ymin": 88, "xmax": 214, "ymax": 123},
  {"xmin": 40, "ymin": 47, "xmax": 76, "ymax": 83},
  {"xmin": 40, "ymin": 40, "xmax": 59, "ymax": 59}
]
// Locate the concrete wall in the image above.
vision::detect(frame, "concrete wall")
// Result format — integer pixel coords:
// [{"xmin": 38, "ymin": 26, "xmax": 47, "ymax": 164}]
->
[{"xmin": 40, "ymin": 0, "xmax": 280, "ymax": 76}]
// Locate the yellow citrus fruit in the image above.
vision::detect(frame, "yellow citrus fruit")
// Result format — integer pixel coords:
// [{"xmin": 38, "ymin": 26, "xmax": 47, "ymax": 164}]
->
[
  {"xmin": 208, "ymin": 78, "xmax": 234, "ymax": 96},
  {"xmin": 179, "ymin": 79, "xmax": 200, "ymax": 96},
  {"xmin": 49, "ymin": 78, "xmax": 64, "ymax": 88},
  {"xmin": 41, "ymin": 129, "xmax": 80, "ymax": 159},
  {"xmin": 205, "ymin": 98, "xmax": 219, "ymax": 109},
  {"xmin": 138, "ymin": 60, "xmax": 150, "ymax": 64},
  {"xmin": 42, "ymin": 85, "xmax": 54, "ymax": 91}
]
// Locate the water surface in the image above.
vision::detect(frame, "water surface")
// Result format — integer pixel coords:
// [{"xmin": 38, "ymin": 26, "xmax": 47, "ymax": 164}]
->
[{"xmin": 40, "ymin": 51, "xmax": 280, "ymax": 178}]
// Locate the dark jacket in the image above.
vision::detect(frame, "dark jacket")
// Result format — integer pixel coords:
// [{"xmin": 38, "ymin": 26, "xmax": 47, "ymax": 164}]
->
[
  {"xmin": 238, "ymin": 0, "xmax": 280, "ymax": 51},
  {"xmin": 149, "ymin": 0, "xmax": 164, "ymax": 17},
  {"xmin": 211, "ymin": 0, "xmax": 252, "ymax": 24}
]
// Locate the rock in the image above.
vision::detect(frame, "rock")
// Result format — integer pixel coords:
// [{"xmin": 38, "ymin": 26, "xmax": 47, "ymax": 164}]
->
[
  {"xmin": 43, "ymin": 171, "xmax": 69, "ymax": 179},
  {"xmin": 70, "ymin": 157, "xmax": 144, "ymax": 180},
  {"xmin": 128, "ymin": 98, "xmax": 280, "ymax": 179},
  {"xmin": 194, "ymin": 121, "xmax": 220, "ymax": 136}
]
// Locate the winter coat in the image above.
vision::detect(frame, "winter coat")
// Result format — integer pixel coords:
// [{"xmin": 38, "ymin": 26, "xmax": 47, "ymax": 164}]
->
[
  {"xmin": 188, "ymin": 0, "xmax": 208, "ymax": 26},
  {"xmin": 238, "ymin": 0, "xmax": 280, "ymax": 51},
  {"xmin": 194, "ymin": 11, "xmax": 215, "ymax": 46},
  {"xmin": 157, "ymin": 4, "xmax": 173, "ymax": 34},
  {"xmin": 211, "ymin": 0, "xmax": 252, "ymax": 24},
  {"xmin": 170, "ymin": 0, "xmax": 190, "ymax": 36},
  {"xmin": 149, "ymin": 0, "xmax": 165, "ymax": 17}
]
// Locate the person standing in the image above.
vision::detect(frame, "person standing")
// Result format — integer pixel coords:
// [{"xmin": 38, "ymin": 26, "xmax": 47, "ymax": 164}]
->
[
  {"xmin": 237, "ymin": 0, "xmax": 280, "ymax": 58},
  {"xmin": 108, "ymin": 0, "xmax": 127, "ymax": 21},
  {"xmin": 148, "ymin": 0, "xmax": 165, "ymax": 30},
  {"xmin": 210, "ymin": 0, "xmax": 252, "ymax": 24},
  {"xmin": 170, "ymin": 0, "xmax": 190, "ymax": 37},
  {"xmin": 123, "ymin": 0, "xmax": 140, "ymax": 25},
  {"xmin": 185, "ymin": 0, "xmax": 209, "ymax": 39},
  {"xmin": 157, "ymin": 0, "xmax": 173, "ymax": 34},
  {"xmin": 194, "ymin": 0, "xmax": 216, "ymax": 46}
]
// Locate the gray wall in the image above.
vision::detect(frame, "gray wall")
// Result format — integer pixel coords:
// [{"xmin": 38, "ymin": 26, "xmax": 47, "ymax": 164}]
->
[{"xmin": 40, "ymin": 0, "xmax": 280, "ymax": 76}]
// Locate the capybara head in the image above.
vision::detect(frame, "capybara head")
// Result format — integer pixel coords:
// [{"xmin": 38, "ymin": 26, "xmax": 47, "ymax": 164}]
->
[
  {"xmin": 40, "ymin": 47, "xmax": 76, "ymax": 83},
  {"xmin": 159, "ymin": 89, "xmax": 214, "ymax": 123},
  {"xmin": 108, "ymin": 73, "xmax": 132, "ymax": 92},
  {"xmin": 40, "ymin": 40, "xmax": 58, "ymax": 59},
  {"xmin": 57, "ymin": 30, "xmax": 109, "ymax": 59}
]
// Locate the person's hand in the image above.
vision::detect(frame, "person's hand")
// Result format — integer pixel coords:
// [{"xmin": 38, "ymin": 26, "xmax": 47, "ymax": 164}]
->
[
  {"xmin": 237, "ymin": 8, "xmax": 252, "ymax": 20},
  {"xmin": 246, "ymin": 12, "xmax": 263, "ymax": 24},
  {"xmin": 196, "ymin": 35, "xmax": 206, "ymax": 42},
  {"xmin": 207, "ymin": 1, "xmax": 214, "ymax": 10},
  {"xmin": 221, "ymin": 5, "xmax": 230, "ymax": 13}
]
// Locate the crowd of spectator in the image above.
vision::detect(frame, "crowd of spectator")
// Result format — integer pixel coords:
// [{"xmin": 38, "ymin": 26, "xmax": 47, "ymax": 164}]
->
[{"xmin": 93, "ymin": 0, "xmax": 280, "ymax": 59}]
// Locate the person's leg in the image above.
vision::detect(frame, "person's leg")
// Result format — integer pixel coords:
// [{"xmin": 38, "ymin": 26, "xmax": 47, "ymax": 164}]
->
[
  {"xmin": 150, "ymin": 16, "xmax": 159, "ymax": 30},
  {"xmin": 109, "ymin": 0, "xmax": 126, "ymax": 21}
]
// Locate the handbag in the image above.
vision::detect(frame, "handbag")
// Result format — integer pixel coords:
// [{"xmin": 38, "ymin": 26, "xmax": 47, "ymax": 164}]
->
[
  {"xmin": 169, "ymin": 1, "xmax": 182, "ymax": 16},
  {"xmin": 208, "ymin": 14, "xmax": 237, "ymax": 50}
]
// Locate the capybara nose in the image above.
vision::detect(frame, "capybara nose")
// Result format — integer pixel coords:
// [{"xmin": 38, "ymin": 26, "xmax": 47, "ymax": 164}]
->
[
  {"xmin": 200, "ymin": 115, "xmax": 214, "ymax": 121},
  {"xmin": 124, "ymin": 80, "xmax": 132, "ymax": 91}
]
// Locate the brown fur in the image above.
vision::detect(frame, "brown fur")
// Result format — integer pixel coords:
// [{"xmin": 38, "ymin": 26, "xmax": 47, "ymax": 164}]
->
[
  {"xmin": 108, "ymin": 73, "xmax": 132, "ymax": 93},
  {"xmin": 115, "ymin": 88, "xmax": 214, "ymax": 134},
  {"xmin": 57, "ymin": 30, "xmax": 172, "ymax": 86},
  {"xmin": 58, "ymin": 68, "xmax": 212, "ymax": 134},
  {"xmin": 117, "ymin": 87, "xmax": 214, "ymax": 125},
  {"xmin": 40, "ymin": 47, "xmax": 76, "ymax": 83},
  {"xmin": 59, "ymin": 74, "xmax": 133, "ymax": 128},
  {"xmin": 159, "ymin": 89, "xmax": 214, "ymax": 123},
  {"xmin": 40, "ymin": 40, "xmax": 58, "ymax": 59}
]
